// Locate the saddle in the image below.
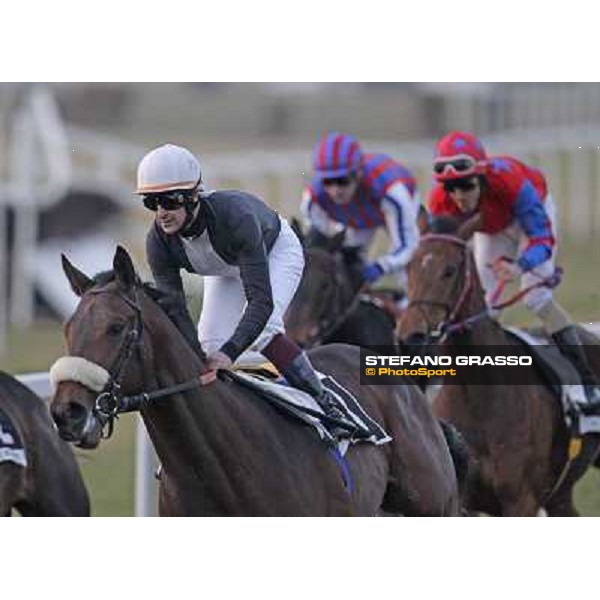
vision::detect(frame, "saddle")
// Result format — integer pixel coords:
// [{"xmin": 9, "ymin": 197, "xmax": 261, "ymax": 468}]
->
[
  {"xmin": 0, "ymin": 407, "xmax": 27, "ymax": 467},
  {"xmin": 230, "ymin": 364, "xmax": 391, "ymax": 453},
  {"xmin": 503, "ymin": 327, "xmax": 600, "ymax": 436}
]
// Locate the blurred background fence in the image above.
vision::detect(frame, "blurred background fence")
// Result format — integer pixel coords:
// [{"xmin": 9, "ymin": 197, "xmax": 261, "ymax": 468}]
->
[
  {"xmin": 2, "ymin": 83, "xmax": 600, "ymax": 347},
  {"xmin": 1, "ymin": 82, "xmax": 600, "ymax": 515}
]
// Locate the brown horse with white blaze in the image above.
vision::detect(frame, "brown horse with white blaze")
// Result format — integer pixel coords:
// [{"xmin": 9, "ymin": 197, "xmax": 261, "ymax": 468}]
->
[
  {"xmin": 50, "ymin": 246, "xmax": 461, "ymax": 516},
  {"xmin": 397, "ymin": 232, "xmax": 600, "ymax": 516}
]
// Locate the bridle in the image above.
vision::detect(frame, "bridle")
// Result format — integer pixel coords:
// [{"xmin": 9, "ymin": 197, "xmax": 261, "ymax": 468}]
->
[
  {"xmin": 404, "ymin": 233, "xmax": 563, "ymax": 344},
  {"xmin": 88, "ymin": 286, "xmax": 144, "ymax": 438},
  {"xmin": 56, "ymin": 284, "xmax": 208, "ymax": 439},
  {"xmin": 302, "ymin": 251, "xmax": 363, "ymax": 349},
  {"xmin": 405, "ymin": 234, "xmax": 475, "ymax": 343}
]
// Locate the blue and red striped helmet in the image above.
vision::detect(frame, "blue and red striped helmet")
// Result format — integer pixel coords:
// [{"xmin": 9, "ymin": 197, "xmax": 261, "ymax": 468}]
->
[{"xmin": 313, "ymin": 132, "xmax": 364, "ymax": 179}]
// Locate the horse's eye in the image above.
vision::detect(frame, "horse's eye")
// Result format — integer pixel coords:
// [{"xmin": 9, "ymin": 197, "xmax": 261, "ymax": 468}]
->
[
  {"xmin": 442, "ymin": 265, "xmax": 457, "ymax": 278},
  {"xmin": 107, "ymin": 322, "xmax": 126, "ymax": 336}
]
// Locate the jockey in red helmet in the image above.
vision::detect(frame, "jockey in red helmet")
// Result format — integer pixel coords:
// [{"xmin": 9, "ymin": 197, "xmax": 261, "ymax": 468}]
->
[
  {"xmin": 429, "ymin": 131, "xmax": 600, "ymax": 413},
  {"xmin": 302, "ymin": 132, "xmax": 423, "ymax": 299},
  {"xmin": 433, "ymin": 131, "xmax": 488, "ymax": 180}
]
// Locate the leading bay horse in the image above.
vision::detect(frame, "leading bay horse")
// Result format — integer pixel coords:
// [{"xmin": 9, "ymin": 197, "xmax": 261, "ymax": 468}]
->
[
  {"xmin": 0, "ymin": 371, "xmax": 90, "ymax": 516},
  {"xmin": 50, "ymin": 246, "xmax": 460, "ymax": 516},
  {"xmin": 397, "ymin": 228, "xmax": 600, "ymax": 516}
]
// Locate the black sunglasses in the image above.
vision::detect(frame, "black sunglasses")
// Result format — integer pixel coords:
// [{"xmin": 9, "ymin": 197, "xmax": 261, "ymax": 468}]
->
[
  {"xmin": 141, "ymin": 191, "xmax": 194, "ymax": 212},
  {"xmin": 322, "ymin": 175, "xmax": 353, "ymax": 187},
  {"xmin": 443, "ymin": 180, "xmax": 478, "ymax": 193}
]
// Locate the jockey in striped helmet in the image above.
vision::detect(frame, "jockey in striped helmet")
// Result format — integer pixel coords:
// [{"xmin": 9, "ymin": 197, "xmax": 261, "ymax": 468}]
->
[{"xmin": 302, "ymin": 132, "xmax": 424, "ymax": 300}]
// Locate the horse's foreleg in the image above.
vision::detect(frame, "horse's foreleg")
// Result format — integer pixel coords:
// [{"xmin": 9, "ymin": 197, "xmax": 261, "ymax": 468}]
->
[
  {"xmin": 0, "ymin": 497, "xmax": 12, "ymax": 516},
  {"xmin": 545, "ymin": 491, "xmax": 579, "ymax": 516},
  {"xmin": 158, "ymin": 473, "xmax": 185, "ymax": 516},
  {"xmin": 500, "ymin": 493, "xmax": 540, "ymax": 517},
  {"xmin": 0, "ymin": 464, "xmax": 24, "ymax": 517}
]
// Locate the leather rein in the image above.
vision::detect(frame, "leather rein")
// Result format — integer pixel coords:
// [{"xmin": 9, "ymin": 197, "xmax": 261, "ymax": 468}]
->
[{"xmin": 405, "ymin": 234, "xmax": 562, "ymax": 344}]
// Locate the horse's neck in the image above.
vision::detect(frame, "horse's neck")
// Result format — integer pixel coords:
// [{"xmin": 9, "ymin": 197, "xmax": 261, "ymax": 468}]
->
[
  {"xmin": 444, "ymin": 286, "xmax": 510, "ymax": 387},
  {"xmin": 458, "ymin": 278, "xmax": 507, "ymax": 344},
  {"xmin": 140, "ymin": 305, "xmax": 209, "ymax": 433},
  {"xmin": 153, "ymin": 339, "xmax": 200, "ymax": 386},
  {"xmin": 141, "ymin": 315, "xmax": 245, "ymax": 501},
  {"xmin": 464, "ymin": 316, "xmax": 506, "ymax": 345},
  {"xmin": 141, "ymin": 370, "xmax": 280, "ymax": 514},
  {"xmin": 341, "ymin": 264, "xmax": 359, "ymax": 304},
  {"xmin": 142, "ymin": 297, "xmax": 204, "ymax": 383}
]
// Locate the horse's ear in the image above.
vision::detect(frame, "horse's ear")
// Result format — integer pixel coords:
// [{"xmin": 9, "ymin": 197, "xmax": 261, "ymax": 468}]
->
[
  {"xmin": 113, "ymin": 245, "xmax": 137, "ymax": 288},
  {"xmin": 456, "ymin": 212, "xmax": 484, "ymax": 240},
  {"xmin": 417, "ymin": 205, "xmax": 431, "ymax": 234},
  {"xmin": 290, "ymin": 217, "xmax": 304, "ymax": 244},
  {"xmin": 61, "ymin": 254, "xmax": 94, "ymax": 297}
]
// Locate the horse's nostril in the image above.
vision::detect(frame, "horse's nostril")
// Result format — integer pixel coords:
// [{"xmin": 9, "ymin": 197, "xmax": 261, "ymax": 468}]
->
[
  {"xmin": 52, "ymin": 402, "xmax": 88, "ymax": 433},
  {"xmin": 68, "ymin": 402, "xmax": 88, "ymax": 423}
]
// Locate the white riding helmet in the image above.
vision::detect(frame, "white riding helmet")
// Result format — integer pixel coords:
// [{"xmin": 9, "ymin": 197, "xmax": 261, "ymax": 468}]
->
[{"xmin": 135, "ymin": 144, "xmax": 202, "ymax": 194}]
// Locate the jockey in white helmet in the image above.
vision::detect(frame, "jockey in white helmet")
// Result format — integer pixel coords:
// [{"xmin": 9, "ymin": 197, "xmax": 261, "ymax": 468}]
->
[{"xmin": 136, "ymin": 143, "xmax": 354, "ymax": 437}]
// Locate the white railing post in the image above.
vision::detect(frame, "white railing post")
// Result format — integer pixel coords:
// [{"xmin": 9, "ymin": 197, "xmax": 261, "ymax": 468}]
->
[
  {"xmin": 540, "ymin": 152, "xmax": 564, "ymax": 228},
  {"xmin": 0, "ymin": 200, "xmax": 7, "ymax": 352},
  {"xmin": 594, "ymin": 151, "xmax": 600, "ymax": 235},
  {"xmin": 9, "ymin": 204, "xmax": 38, "ymax": 326},
  {"xmin": 7, "ymin": 86, "xmax": 72, "ymax": 328},
  {"xmin": 567, "ymin": 148, "xmax": 592, "ymax": 237},
  {"xmin": 135, "ymin": 417, "xmax": 158, "ymax": 517},
  {"xmin": 28, "ymin": 86, "xmax": 72, "ymax": 202},
  {"xmin": 8, "ymin": 106, "xmax": 36, "ymax": 327}
]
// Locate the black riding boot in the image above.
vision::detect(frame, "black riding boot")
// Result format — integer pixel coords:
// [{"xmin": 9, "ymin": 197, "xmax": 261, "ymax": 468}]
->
[
  {"xmin": 552, "ymin": 326, "xmax": 600, "ymax": 414},
  {"xmin": 281, "ymin": 352, "xmax": 356, "ymax": 438}
]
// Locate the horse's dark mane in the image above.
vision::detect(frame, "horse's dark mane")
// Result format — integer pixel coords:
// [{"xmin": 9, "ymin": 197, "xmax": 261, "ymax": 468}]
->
[
  {"xmin": 90, "ymin": 269, "xmax": 174, "ymax": 321},
  {"xmin": 89, "ymin": 268, "xmax": 206, "ymax": 361},
  {"xmin": 92, "ymin": 270, "xmax": 116, "ymax": 286},
  {"xmin": 91, "ymin": 269, "xmax": 162, "ymax": 299}
]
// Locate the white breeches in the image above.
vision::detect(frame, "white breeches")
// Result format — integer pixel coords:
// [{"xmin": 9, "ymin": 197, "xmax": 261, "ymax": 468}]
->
[
  {"xmin": 198, "ymin": 218, "xmax": 305, "ymax": 366},
  {"xmin": 473, "ymin": 194, "xmax": 557, "ymax": 314}
]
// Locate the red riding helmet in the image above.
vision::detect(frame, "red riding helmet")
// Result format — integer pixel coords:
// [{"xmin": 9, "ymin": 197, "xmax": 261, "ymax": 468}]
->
[{"xmin": 433, "ymin": 131, "xmax": 488, "ymax": 182}]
